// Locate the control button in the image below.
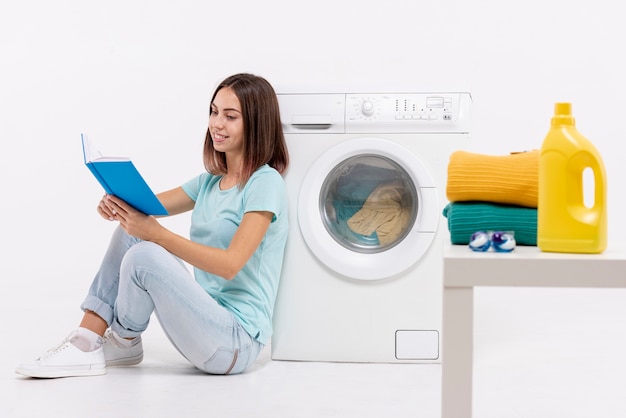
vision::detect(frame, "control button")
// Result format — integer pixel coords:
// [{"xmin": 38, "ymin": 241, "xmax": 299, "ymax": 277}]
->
[
  {"xmin": 361, "ymin": 100, "xmax": 375, "ymax": 116},
  {"xmin": 443, "ymin": 114, "xmax": 452, "ymax": 120}
]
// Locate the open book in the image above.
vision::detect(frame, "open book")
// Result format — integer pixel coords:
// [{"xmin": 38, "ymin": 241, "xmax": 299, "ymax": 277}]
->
[{"xmin": 81, "ymin": 133, "xmax": 168, "ymax": 216}]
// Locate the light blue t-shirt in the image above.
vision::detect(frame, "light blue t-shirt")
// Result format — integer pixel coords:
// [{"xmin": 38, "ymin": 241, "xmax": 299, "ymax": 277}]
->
[{"xmin": 181, "ymin": 164, "xmax": 288, "ymax": 344}]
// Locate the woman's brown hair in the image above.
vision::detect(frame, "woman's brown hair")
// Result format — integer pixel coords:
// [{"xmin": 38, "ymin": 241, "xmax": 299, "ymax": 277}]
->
[{"xmin": 203, "ymin": 73, "xmax": 289, "ymax": 186}]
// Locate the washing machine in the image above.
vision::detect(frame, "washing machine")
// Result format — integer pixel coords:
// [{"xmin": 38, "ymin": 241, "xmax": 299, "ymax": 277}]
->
[{"xmin": 271, "ymin": 91, "xmax": 471, "ymax": 363}]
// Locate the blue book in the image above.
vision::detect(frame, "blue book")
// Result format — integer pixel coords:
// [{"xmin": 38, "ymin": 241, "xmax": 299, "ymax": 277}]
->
[{"xmin": 81, "ymin": 133, "xmax": 168, "ymax": 216}]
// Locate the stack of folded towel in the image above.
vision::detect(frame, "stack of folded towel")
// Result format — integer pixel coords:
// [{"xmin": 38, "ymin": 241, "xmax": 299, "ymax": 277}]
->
[{"xmin": 443, "ymin": 149, "xmax": 539, "ymax": 246}]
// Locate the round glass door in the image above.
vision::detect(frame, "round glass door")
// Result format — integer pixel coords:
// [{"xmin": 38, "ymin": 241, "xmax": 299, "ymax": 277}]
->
[
  {"xmin": 297, "ymin": 137, "xmax": 438, "ymax": 280},
  {"xmin": 319, "ymin": 154, "xmax": 418, "ymax": 254}
]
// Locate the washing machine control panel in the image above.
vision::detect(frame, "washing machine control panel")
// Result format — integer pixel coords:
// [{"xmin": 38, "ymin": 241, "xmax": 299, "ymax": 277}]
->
[{"xmin": 345, "ymin": 93, "xmax": 469, "ymax": 133}]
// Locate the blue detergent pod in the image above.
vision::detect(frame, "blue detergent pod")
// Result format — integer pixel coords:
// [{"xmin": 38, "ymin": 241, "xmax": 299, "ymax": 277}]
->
[
  {"xmin": 469, "ymin": 231, "xmax": 491, "ymax": 252},
  {"xmin": 491, "ymin": 231, "xmax": 516, "ymax": 252}
]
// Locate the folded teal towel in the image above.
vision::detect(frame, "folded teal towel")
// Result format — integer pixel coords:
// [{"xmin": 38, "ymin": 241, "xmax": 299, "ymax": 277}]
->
[{"xmin": 443, "ymin": 202, "xmax": 537, "ymax": 245}]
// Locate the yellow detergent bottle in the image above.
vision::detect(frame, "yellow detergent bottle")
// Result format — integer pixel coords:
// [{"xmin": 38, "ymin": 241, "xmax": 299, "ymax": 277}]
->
[{"xmin": 538, "ymin": 102, "xmax": 607, "ymax": 253}]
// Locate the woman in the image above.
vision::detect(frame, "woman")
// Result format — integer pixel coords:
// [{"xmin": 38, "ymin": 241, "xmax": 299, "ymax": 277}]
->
[{"xmin": 16, "ymin": 73, "xmax": 289, "ymax": 377}]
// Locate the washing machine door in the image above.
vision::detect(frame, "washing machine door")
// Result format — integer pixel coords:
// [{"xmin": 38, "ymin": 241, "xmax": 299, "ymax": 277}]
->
[{"xmin": 298, "ymin": 137, "xmax": 439, "ymax": 280}]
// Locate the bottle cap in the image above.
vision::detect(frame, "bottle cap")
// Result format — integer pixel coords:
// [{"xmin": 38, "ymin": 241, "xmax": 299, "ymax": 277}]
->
[
  {"xmin": 555, "ymin": 102, "xmax": 572, "ymax": 116},
  {"xmin": 552, "ymin": 102, "xmax": 575, "ymax": 126}
]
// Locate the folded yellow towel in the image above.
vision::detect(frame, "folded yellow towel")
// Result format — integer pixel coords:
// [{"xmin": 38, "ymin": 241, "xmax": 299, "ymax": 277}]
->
[{"xmin": 446, "ymin": 150, "xmax": 539, "ymax": 208}]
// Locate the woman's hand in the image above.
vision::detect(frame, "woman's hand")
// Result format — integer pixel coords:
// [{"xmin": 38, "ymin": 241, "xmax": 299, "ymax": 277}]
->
[
  {"xmin": 97, "ymin": 194, "xmax": 117, "ymax": 221},
  {"xmin": 99, "ymin": 194, "xmax": 164, "ymax": 241}
]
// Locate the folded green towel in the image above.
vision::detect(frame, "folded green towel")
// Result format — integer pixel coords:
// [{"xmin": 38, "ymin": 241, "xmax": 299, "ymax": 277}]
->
[{"xmin": 443, "ymin": 201, "xmax": 537, "ymax": 245}]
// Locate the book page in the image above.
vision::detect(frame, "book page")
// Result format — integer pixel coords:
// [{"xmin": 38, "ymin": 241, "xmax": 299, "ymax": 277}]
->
[{"xmin": 81, "ymin": 133, "xmax": 128, "ymax": 162}]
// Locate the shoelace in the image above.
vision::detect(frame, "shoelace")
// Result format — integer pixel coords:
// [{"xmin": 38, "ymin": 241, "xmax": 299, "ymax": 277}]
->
[{"xmin": 38, "ymin": 332, "xmax": 76, "ymax": 360}]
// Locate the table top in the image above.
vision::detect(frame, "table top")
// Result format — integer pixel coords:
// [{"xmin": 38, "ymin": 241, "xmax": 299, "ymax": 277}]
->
[{"xmin": 444, "ymin": 243, "xmax": 626, "ymax": 288}]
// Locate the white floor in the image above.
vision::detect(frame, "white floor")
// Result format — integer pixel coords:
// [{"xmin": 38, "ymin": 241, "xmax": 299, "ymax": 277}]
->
[{"xmin": 3, "ymin": 287, "xmax": 626, "ymax": 418}]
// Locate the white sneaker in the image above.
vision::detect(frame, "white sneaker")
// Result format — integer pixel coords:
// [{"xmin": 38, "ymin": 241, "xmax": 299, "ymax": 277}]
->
[
  {"xmin": 103, "ymin": 329, "xmax": 143, "ymax": 367},
  {"xmin": 15, "ymin": 331, "xmax": 106, "ymax": 378}
]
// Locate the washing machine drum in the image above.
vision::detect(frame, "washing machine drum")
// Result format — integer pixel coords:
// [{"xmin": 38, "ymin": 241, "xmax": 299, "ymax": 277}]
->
[{"xmin": 298, "ymin": 138, "xmax": 439, "ymax": 281}]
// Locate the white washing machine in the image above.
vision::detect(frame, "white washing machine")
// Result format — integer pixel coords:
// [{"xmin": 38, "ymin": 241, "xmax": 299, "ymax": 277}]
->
[{"xmin": 271, "ymin": 91, "xmax": 471, "ymax": 363}]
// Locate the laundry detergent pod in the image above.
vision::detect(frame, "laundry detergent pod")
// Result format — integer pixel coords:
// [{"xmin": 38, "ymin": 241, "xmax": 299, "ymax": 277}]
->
[
  {"xmin": 469, "ymin": 231, "xmax": 491, "ymax": 252},
  {"xmin": 491, "ymin": 231, "xmax": 516, "ymax": 252}
]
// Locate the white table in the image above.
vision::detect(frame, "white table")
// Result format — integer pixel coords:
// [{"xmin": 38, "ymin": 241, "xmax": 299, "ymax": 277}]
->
[{"xmin": 441, "ymin": 244, "xmax": 626, "ymax": 418}]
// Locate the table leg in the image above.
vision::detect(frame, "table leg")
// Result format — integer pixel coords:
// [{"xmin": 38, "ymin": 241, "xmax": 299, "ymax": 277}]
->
[{"xmin": 441, "ymin": 287, "xmax": 474, "ymax": 418}]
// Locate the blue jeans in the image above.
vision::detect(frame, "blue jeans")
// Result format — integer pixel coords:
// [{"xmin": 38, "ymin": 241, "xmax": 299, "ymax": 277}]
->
[{"xmin": 81, "ymin": 226, "xmax": 264, "ymax": 375}]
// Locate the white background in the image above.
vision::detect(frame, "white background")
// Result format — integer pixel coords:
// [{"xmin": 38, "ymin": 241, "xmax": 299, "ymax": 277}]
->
[{"xmin": 2, "ymin": 0, "xmax": 624, "ymax": 352}]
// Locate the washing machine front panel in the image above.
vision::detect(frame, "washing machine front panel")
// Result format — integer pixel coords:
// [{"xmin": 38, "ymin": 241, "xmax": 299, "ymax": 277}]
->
[
  {"xmin": 272, "ymin": 91, "xmax": 471, "ymax": 363},
  {"xmin": 298, "ymin": 137, "xmax": 438, "ymax": 280}
]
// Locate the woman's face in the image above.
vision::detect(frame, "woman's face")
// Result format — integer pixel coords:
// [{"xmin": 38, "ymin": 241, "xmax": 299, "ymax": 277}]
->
[{"xmin": 209, "ymin": 87, "xmax": 244, "ymax": 156}]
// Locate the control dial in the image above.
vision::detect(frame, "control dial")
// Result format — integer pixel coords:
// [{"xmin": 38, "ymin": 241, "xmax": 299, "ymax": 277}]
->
[{"xmin": 361, "ymin": 100, "xmax": 375, "ymax": 116}]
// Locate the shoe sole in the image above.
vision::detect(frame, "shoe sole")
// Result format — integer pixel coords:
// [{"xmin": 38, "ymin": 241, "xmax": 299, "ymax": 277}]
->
[
  {"xmin": 15, "ymin": 366, "xmax": 106, "ymax": 379},
  {"xmin": 106, "ymin": 353, "xmax": 143, "ymax": 367}
]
